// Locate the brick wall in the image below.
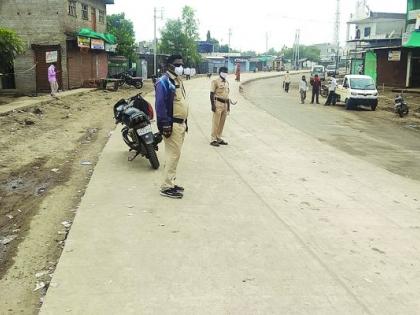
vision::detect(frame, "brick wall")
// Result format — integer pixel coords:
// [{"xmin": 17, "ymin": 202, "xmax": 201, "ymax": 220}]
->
[
  {"xmin": 0, "ymin": 0, "xmax": 110, "ymax": 93},
  {"xmin": 62, "ymin": 0, "xmax": 107, "ymax": 34},
  {"xmin": 0, "ymin": 0, "xmax": 65, "ymax": 93}
]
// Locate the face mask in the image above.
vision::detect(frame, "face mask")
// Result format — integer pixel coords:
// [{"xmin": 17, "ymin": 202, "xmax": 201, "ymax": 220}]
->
[
  {"xmin": 174, "ymin": 65, "xmax": 183, "ymax": 76},
  {"xmin": 220, "ymin": 72, "xmax": 228, "ymax": 79}
]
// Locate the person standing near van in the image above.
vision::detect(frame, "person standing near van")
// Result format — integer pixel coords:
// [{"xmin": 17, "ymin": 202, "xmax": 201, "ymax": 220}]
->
[
  {"xmin": 325, "ymin": 75, "xmax": 337, "ymax": 106},
  {"xmin": 310, "ymin": 74, "xmax": 321, "ymax": 104},
  {"xmin": 299, "ymin": 75, "xmax": 308, "ymax": 104}
]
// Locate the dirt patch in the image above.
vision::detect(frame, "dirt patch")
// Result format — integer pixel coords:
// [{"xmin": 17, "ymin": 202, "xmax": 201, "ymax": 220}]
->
[{"xmin": 0, "ymin": 83, "xmax": 153, "ymax": 314}]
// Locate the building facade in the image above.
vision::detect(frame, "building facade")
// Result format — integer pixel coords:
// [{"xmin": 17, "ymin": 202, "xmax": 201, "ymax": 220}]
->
[{"xmin": 0, "ymin": 0, "xmax": 114, "ymax": 94}]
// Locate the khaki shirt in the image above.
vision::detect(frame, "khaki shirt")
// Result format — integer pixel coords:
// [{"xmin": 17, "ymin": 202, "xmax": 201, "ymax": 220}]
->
[
  {"xmin": 168, "ymin": 72, "xmax": 189, "ymax": 120},
  {"xmin": 211, "ymin": 77, "xmax": 230, "ymax": 102}
]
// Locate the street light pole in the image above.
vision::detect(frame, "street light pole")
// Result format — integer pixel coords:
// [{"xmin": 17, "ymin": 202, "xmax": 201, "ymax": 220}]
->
[{"xmin": 154, "ymin": 7, "xmax": 164, "ymax": 76}]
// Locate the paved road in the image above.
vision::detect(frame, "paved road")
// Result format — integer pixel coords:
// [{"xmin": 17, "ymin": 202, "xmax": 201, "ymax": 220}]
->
[
  {"xmin": 243, "ymin": 75, "xmax": 420, "ymax": 181},
  {"xmin": 41, "ymin": 73, "xmax": 420, "ymax": 315}
]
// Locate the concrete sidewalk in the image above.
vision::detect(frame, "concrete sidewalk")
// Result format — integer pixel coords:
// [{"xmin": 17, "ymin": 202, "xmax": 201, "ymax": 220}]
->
[
  {"xmin": 41, "ymin": 73, "xmax": 420, "ymax": 314},
  {"xmin": 0, "ymin": 88, "xmax": 95, "ymax": 116}
]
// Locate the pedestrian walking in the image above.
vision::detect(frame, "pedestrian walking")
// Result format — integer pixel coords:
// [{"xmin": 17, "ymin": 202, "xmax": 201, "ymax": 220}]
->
[
  {"xmin": 310, "ymin": 74, "xmax": 321, "ymax": 104},
  {"xmin": 325, "ymin": 75, "xmax": 337, "ymax": 106},
  {"xmin": 284, "ymin": 71, "xmax": 291, "ymax": 93},
  {"xmin": 210, "ymin": 67, "xmax": 230, "ymax": 147},
  {"xmin": 155, "ymin": 54, "xmax": 189, "ymax": 199},
  {"xmin": 235, "ymin": 63, "xmax": 241, "ymax": 82},
  {"xmin": 299, "ymin": 75, "xmax": 308, "ymax": 104},
  {"xmin": 48, "ymin": 63, "xmax": 59, "ymax": 96}
]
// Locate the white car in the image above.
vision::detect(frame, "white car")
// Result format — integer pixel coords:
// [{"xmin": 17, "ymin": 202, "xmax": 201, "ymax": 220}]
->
[{"xmin": 335, "ymin": 75, "xmax": 378, "ymax": 111}]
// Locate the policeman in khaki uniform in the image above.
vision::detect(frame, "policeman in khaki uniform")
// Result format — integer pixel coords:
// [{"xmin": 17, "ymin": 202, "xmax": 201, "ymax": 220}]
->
[
  {"xmin": 155, "ymin": 54, "xmax": 189, "ymax": 199},
  {"xmin": 210, "ymin": 67, "xmax": 230, "ymax": 147}
]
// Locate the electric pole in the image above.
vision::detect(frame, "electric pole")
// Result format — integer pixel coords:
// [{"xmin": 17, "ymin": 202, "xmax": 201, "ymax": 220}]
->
[
  {"xmin": 293, "ymin": 29, "xmax": 300, "ymax": 70},
  {"xmin": 154, "ymin": 7, "xmax": 164, "ymax": 76},
  {"xmin": 266, "ymin": 32, "xmax": 269, "ymax": 53},
  {"xmin": 334, "ymin": 0, "xmax": 341, "ymax": 73},
  {"xmin": 228, "ymin": 28, "xmax": 232, "ymax": 53}
]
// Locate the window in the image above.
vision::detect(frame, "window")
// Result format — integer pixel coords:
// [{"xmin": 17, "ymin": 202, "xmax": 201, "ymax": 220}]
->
[
  {"xmin": 99, "ymin": 10, "xmax": 105, "ymax": 24},
  {"xmin": 81, "ymin": 3, "xmax": 89, "ymax": 20},
  {"xmin": 68, "ymin": 1, "xmax": 77, "ymax": 17},
  {"xmin": 364, "ymin": 27, "xmax": 371, "ymax": 38}
]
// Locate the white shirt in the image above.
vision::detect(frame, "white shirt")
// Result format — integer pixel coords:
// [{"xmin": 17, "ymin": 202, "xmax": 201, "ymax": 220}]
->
[
  {"xmin": 329, "ymin": 77, "xmax": 337, "ymax": 91},
  {"xmin": 299, "ymin": 80, "xmax": 308, "ymax": 91},
  {"xmin": 284, "ymin": 74, "xmax": 291, "ymax": 83},
  {"xmin": 184, "ymin": 68, "xmax": 191, "ymax": 75}
]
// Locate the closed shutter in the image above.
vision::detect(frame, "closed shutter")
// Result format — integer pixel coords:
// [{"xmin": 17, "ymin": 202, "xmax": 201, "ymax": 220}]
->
[
  {"xmin": 97, "ymin": 52, "xmax": 108, "ymax": 78},
  {"xmin": 68, "ymin": 48, "xmax": 82, "ymax": 89}
]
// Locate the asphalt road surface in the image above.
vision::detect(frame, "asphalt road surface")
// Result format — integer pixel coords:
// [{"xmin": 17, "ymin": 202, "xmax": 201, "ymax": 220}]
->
[{"xmin": 243, "ymin": 75, "xmax": 420, "ymax": 182}]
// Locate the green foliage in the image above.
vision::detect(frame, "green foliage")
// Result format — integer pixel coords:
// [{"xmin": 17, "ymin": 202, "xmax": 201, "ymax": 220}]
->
[
  {"xmin": 219, "ymin": 44, "xmax": 229, "ymax": 53},
  {"xmin": 159, "ymin": 6, "xmax": 201, "ymax": 66},
  {"xmin": 0, "ymin": 27, "xmax": 24, "ymax": 71},
  {"xmin": 242, "ymin": 50, "xmax": 257, "ymax": 57},
  {"xmin": 106, "ymin": 13, "xmax": 136, "ymax": 62},
  {"xmin": 281, "ymin": 45, "xmax": 321, "ymax": 62}
]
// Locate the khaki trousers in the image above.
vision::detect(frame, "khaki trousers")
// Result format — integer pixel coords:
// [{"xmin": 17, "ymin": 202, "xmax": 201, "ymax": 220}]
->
[
  {"xmin": 211, "ymin": 101, "xmax": 228, "ymax": 142},
  {"xmin": 161, "ymin": 122, "xmax": 186, "ymax": 190}
]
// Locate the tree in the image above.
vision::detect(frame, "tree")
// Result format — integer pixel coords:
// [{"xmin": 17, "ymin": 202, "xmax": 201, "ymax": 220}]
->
[
  {"xmin": 159, "ymin": 19, "xmax": 190, "ymax": 59},
  {"xmin": 242, "ymin": 50, "xmax": 257, "ymax": 57},
  {"xmin": 280, "ymin": 45, "xmax": 320, "ymax": 62},
  {"xmin": 266, "ymin": 48, "xmax": 278, "ymax": 56},
  {"xmin": 219, "ymin": 44, "xmax": 229, "ymax": 53},
  {"xmin": 0, "ymin": 27, "xmax": 24, "ymax": 72},
  {"xmin": 159, "ymin": 6, "xmax": 201, "ymax": 66},
  {"xmin": 107, "ymin": 13, "xmax": 136, "ymax": 61}
]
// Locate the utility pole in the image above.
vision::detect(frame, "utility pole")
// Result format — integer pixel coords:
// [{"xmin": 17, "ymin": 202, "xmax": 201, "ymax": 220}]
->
[
  {"xmin": 266, "ymin": 32, "xmax": 269, "ymax": 53},
  {"xmin": 334, "ymin": 0, "xmax": 341, "ymax": 73},
  {"xmin": 228, "ymin": 28, "xmax": 232, "ymax": 53},
  {"xmin": 293, "ymin": 29, "xmax": 300, "ymax": 70},
  {"xmin": 154, "ymin": 7, "xmax": 164, "ymax": 76}
]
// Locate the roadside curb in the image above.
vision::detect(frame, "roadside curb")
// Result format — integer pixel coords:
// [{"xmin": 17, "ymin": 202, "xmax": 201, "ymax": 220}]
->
[
  {"xmin": 239, "ymin": 70, "xmax": 309, "ymax": 92},
  {"xmin": 0, "ymin": 89, "xmax": 96, "ymax": 117}
]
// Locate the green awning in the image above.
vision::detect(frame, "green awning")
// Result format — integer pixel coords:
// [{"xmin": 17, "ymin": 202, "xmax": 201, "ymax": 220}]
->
[
  {"xmin": 404, "ymin": 31, "xmax": 420, "ymax": 48},
  {"xmin": 77, "ymin": 28, "xmax": 116, "ymax": 44}
]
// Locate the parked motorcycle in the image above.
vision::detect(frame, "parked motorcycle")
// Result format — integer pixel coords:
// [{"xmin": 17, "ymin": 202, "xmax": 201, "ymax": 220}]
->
[
  {"xmin": 394, "ymin": 94, "xmax": 409, "ymax": 117},
  {"xmin": 321, "ymin": 84, "xmax": 329, "ymax": 98},
  {"xmin": 114, "ymin": 72, "xmax": 143, "ymax": 89},
  {"xmin": 113, "ymin": 94, "xmax": 162, "ymax": 169}
]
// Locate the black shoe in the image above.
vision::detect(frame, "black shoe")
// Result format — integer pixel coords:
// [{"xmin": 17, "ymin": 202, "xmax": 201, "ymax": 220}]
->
[
  {"xmin": 210, "ymin": 141, "xmax": 220, "ymax": 147},
  {"xmin": 217, "ymin": 139, "xmax": 228, "ymax": 145},
  {"xmin": 174, "ymin": 185, "xmax": 184, "ymax": 192},
  {"xmin": 160, "ymin": 188, "xmax": 183, "ymax": 199}
]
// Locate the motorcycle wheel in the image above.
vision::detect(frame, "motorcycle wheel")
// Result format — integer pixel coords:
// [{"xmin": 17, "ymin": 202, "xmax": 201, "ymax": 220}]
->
[
  {"xmin": 135, "ymin": 81, "xmax": 143, "ymax": 89},
  {"xmin": 398, "ymin": 108, "xmax": 404, "ymax": 118},
  {"xmin": 145, "ymin": 143, "xmax": 159, "ymax": 169}
]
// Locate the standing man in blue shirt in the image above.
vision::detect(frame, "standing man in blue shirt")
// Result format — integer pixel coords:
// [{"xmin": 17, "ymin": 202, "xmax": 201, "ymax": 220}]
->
[{"xmin": 155, "ymin": 55, "xmax": 189, "ymax": 199}]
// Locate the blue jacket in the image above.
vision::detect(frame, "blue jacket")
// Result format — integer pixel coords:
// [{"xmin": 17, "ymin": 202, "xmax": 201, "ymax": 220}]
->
[{"xmin": 155, "ymin": 73, "xmax": 176, "ymax": 131}]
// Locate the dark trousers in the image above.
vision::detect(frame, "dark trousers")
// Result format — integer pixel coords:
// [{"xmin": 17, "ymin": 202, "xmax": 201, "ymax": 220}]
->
[
  {"xmin": 311, "ymin": 89, "xmax": 320, "ymax": 104},
  {"xmin": 284, "ymin": 82, "xmax": 290, "ymax": 92},
  {"xmin": 325, "ymin": 91, "xmax": 336, "ymax": 105}
]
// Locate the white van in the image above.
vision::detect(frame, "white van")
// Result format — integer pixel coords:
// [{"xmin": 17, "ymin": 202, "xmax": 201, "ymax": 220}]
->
[
  {"xmin": 335, "ymin": 75, "xmax": 378, "ymax": 111},
  {"xmin": 311, "ymin": 65, "xmax": 326, "ymax": 80}
]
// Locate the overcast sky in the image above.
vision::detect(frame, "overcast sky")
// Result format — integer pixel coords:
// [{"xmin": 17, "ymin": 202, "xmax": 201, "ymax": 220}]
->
[{"xmin": 108, "ymin": 0, "xmax": 406, "ymax": 52}]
